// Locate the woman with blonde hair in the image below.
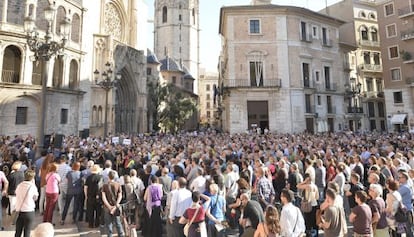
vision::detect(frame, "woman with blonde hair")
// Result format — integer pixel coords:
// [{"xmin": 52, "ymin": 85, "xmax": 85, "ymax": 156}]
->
[
  {"xmin": 8, "ymin": 161, "xmax": 24, "ymax": 215},
  {"xmin": 254, "ymin": 205, "xmax": 281, "ymax": 237}
]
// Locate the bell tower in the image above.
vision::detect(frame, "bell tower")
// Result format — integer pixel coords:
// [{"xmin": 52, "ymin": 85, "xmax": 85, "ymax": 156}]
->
[{"xmin": 153, "ymin": 0, "xmax": 200, "ymax": 93}]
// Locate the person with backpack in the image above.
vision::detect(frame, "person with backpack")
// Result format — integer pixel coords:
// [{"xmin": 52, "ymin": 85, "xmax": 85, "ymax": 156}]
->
[
  {"xmin": 60, "ymin": 162, "xmax": 83, "ymax": 225},
  {"xmin": 102, "ymin": 170, "xmax": 125, "ymax": 237},
  {"xmin": 205, "ymin": 183, "xmax": 226, "ymax": 237}
]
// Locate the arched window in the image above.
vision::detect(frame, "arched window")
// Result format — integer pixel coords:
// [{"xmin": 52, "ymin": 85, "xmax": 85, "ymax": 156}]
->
[
  {"xmin": 370, "ymin": 27, "xmax": 378, "ymax": 42},
  {"xmin": 52, "ymin": 57, "xmax": 64, "ymax": 88},
  {"xmin": 71, "ymin": 14, "xmax": 81, "ymax": 43},
  {"xmin": 28, "ymin": 4, "xmax": 35, "ymax": 17},
  {"xmin": 36, "ymin": 0, "xmax": 50, "ymax": 32},
  {"xmin": 98, "ymin": 106, "xmax": 103, "ymax": 125},
  {"xmin": 55, "ymin": 6, "xmax": 66, "ymax": 35},
  {"xmin": 162, "ymin": 6, "xmax": 167, "ymax": 23},
  {"xmin": 32, "ymin": 61, "xmax": 44, "ymax": 85},
  {"xmin": 92, "ymin": 106, "xmax": 97, "ymax": 126},
  {"xmin": 2, "ymin": 46, "xmax": 22, "ymax": 83},
  {"xmin": 68, "ymin": 60, "xmax": 78, "ymax": 89},
  {"xmin": 360, "ymin": 26, "xmax": 368, "ymax": 40}
]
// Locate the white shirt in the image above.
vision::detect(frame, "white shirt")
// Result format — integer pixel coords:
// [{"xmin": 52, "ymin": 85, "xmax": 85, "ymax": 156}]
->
[
  {"xmin": 190, "ymin": 175, "xmax": 206, "ymax": 194},
  {"xmin": 169, "ymin": 188, "xmax": 192, "ymax": 220},
  {"xmin": 15, "ymin": 181, "xmax": 39, "ymax": 212},
  {"xmin": 280, "ymin": 202, "xmax": 306, "ymax": 237}
]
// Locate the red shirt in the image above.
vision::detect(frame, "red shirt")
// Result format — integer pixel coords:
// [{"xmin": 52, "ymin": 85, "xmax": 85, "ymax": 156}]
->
[{"xmin": 183, "ymin": 205, "xmax": 206, "ymax": 223}]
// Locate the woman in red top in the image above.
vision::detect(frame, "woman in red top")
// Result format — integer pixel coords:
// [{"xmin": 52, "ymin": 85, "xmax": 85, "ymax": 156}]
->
[
  {"xmin": 326, "ymin": 159, "xmax": 337, "ymax": 182},
  {"xmin": 179, "ymin": 191, "xmax": 209, "ymax": 237}
]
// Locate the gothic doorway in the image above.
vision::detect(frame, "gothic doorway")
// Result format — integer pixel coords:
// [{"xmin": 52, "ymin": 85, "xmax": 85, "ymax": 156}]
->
[{"xmin": 113, "ymin": 45, "xmax": 146, "ymax": 134}]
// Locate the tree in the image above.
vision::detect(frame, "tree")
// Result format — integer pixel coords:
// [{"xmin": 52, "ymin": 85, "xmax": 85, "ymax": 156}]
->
[{"xmin": 158, "ymin": 83, "xmax": 197, "ymax": 133}]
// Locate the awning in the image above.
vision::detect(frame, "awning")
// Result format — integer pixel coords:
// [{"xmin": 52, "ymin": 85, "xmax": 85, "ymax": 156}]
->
[{"xmin": 391, "ymin": 114, "xmax": 407, "ymax": 124}]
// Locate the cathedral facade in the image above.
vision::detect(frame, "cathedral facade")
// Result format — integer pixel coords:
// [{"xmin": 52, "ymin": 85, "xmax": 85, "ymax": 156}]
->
[{"xmin": 0, "ymin": 0, "xmax": 148, "ymax": 139}]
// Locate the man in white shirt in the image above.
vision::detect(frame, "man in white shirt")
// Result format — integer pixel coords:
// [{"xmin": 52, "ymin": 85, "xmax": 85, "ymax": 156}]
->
[
  {"xmin": 189, "ymin": 168, "xmax": 206, "ymax": 193},
  {"xmin": 280, "ymin": 189, "xmax": 306, "ymax": 237},
  {"xmin": 168, "ymin": 177, "xmax": 192, "ymax": 237}
]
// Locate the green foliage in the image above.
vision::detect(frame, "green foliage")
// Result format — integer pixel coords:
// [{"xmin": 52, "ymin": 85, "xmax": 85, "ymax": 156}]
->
[{"xmin": 156, "ymin": 83, "xmax": 197, "ymax": 133}]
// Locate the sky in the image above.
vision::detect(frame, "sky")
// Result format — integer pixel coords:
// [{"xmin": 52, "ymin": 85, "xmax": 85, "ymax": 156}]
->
[{"xmin": 146, "ymin": 0, "xmax": 342, "ymax": 72}]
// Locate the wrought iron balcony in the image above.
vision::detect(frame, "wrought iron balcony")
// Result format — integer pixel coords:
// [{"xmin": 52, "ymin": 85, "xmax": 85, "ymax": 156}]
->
[
  {"xmin": 359, "ymin": 39, "xmax": 380, "ymax": 47},
  {"xmin": 360, "ymin": 64, "xmax": 382, "ymax": 72},
  {"xmin": 223, "ymin": 78, "xmax": 282, "ymax": 88},
  {"xmin": 401, "ymin": 29, "xmax": 414, "ymax": 40},
  {"xmin": 1, "ymin": 70, "xmax": 20, "ymax": 83},
  {"xmin": 398, "ymin": 4, "xmax": 414, "ymax": 18},
  {"xmin": 347, "ymin": 106, "xmax": 363, "ymax": 113}
]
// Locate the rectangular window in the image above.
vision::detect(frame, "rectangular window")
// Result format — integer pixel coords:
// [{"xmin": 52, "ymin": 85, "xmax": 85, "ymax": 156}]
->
[
  {"xmin": 305, "ymin": 94, "xmax": 312, "ymax": 113},
  {"xmin": 249, "ymin": 19, "xmax": 260, "ymax": 34},
  {"xmin": 302, "ymin": 63, "xmax": 310, "ymax": 87},
  {"xmin": 368, "ymin": 102, "xmax": 375, "ymax": 117},
  {"xmin": 206, "ymin": 102, "xmax": 210, "ymax": 109},
  {"xmin": 172, "ymin": 76, "xmax": 177, "ymax": 84},
  {"xmin": 366, "ymin": 78, "xmax": 373, "ymax": 91},
  {"xmin": 393, "ymin": 91, "xmax": 403, "ymax": 103},
  {"xmin": 384, "ymin": 3, "xmax": 394, "ymax": 16},
  {"xmin": 327, "ymin": 96, "xmax": 333, "ymax": 113},
  {"xmin": 61, "ymin": 109, "xmax": 68, "ymax": 124},
  {"xmin": 206, "ymin": 84, "xmax": 210, "ymax": 91},
  {"xmin": 376, "ymin": 79, "xmax": 383, "ymax": 92},
  {"xmin": 391, "ymin": 68, "xmax": 401, "ymax": 81},
  {"xmin": 301, "ymin": 21, "xmax": 308, "ymax": 41},
  {"xmin": 317, "ymin": 95, "xmax": 321, "ymax": 105},
  {"xmin": 206, "ymin": 111, "xmax": 211, "ymax": 118},
  {"xmin": 15, "ymin": 107, "xmax": 27, "ymax": 125},
  {"xmin": 370, "ymin": 120, "xmax": 376, "ymax": 130},
  {"xmin": 249, "ymin": 61, "xmax": 263, "ymax": 87},
  {"xmin": 206, "ymin": 94, "xmax": 210, "ymax": 100},
  {"xmin": 378, "ymin": 102, "xmax": 385, "ymax": 117},
  {"xmin": 322, "ymin": 27, "xmax": 329, "ymax": 45},
  {"xmin": 147, "ymin": 68, "xmax": 152, "ymax": 75},
  {"xmin": 179, "ymin": 14, "xmax": 182, "ymax": 21},
  {"xmin": 324, "ymin": 66, "xmax": 331, "ymax": 89},
  {"xmin": 315, "ymin": 71, "xmax": 320, "ymax": 82},
  {"xmin": 373, "ymin": 53, "xmax": 380, "ymax": 65},
  {"xmin": 364, "ymin": 52, "xmax": 371, "ymax": 64},
  {"xmin": 389, "ymin": 46, "xmax": 399, "ymax": 59},
  {"xmin": 312, "ymin": 26, "xmax": 318, "ymax": 38}
]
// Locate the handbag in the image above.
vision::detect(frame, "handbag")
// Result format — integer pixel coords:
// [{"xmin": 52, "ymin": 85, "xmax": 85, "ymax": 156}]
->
[
  {"xmin": 184, "ymin": 206, "xmax": 200, "ymax": 237},
  {"xmin": 392, "ymin": 193, "xmax": 408, "ymax": 223},
  {"xmin": 12, "ymin": 184, "xmax": 32, "ymax": 225},
  {"xmin": 300, "ymin": 190, "xmax": 312, "ymax": 213}
]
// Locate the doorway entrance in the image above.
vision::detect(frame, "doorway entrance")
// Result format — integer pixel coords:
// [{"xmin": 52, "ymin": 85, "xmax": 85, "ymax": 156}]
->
[{"xmin": 247, "ymin": 101, "xmax": 269, "ymax": 133}]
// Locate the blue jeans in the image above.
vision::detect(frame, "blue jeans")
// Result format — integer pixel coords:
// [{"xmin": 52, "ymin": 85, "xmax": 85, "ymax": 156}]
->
[{"xmin": 104, "ymin": 210, "xmax": 124, "ymax": 237}]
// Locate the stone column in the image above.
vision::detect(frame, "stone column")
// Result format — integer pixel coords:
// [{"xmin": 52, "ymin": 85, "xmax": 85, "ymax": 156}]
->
[{"xmin": 2, "ymin": 0, "xmax": 8, "ymax": 23}]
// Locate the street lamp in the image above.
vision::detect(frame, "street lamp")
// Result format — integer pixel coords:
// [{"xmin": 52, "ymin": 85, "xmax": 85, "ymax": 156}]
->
[
  {"xmin": 348, "ymin": 77, "xmax": 362, "ymax": 131},
  {"xmin": 24, "ymin": 3, "xmax": 71, "ymax": 151},
  {"xmin": 94, "ymin": 62, "xmax": 121, "ymax": 139}
]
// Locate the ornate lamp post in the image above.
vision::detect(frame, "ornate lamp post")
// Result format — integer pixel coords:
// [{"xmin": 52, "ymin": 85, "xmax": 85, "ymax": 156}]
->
[
  {"xmin": 349, "ymin": 77, "xmax": 362, "ymax": 131},
  {"xmin": 94, "ymin": 62, "xmax": 121, "ymax": 139},
  {"xmin": 24, "ymin": 3, "xmax": 71, "ymax": 151}
]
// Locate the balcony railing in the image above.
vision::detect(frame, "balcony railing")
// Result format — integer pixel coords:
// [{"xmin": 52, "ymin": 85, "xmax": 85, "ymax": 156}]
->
[
  {"xmin": 406, "ymin": 77, "xmax": 414, "ymax": 84},
  {"xmin": 224, "ymin": 78, "xmax": 281, "ymax": 88},
  {"xmin": 347, "ymin": 106, "xmax": 364, "ymax": 113},
  {"xmin": 401, "ymin": 29, "xmax": 414, "ymax": 40},
  {"xmin": 1, "ymin": 70, "xmax": 19, "ymax": 83},
  {"xmin": 366, "ymin": 91, "xmax": 377, "ymax": 98},
  {"xmin": 359, "ymin": 39, "xmax": 380, "ymax": 47},
  {"xmin": 398, "ymin": 4, "xmax": 414, "ymax": 18},
  {"xmin": 360, "ymin": 64, "xmax": 382, "ymax": 72}
]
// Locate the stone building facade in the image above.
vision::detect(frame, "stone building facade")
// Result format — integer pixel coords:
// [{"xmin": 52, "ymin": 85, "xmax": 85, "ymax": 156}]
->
[
  {"xmin": 324, "ymin": 0, "xmax": 386, "ymax": 132},
  {"xmin": 0, "ymin": 0, "xmax": 148, "ymax": 139},
  {"xmin": 376, "ymin": 0, "xmax": 414, "ymax": 132},
  {"xmin": 198, "ymin": 69, "xmax": 219, "ymax": 127},
  {"xmin": 219, "ymin": 3, "xmax": 349, "ymax": 134}
]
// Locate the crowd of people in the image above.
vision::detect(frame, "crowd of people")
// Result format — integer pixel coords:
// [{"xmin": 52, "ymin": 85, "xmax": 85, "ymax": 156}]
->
[{"xmin": 0, "ymin": 130, "xmax": 414, "ymax": 237}]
